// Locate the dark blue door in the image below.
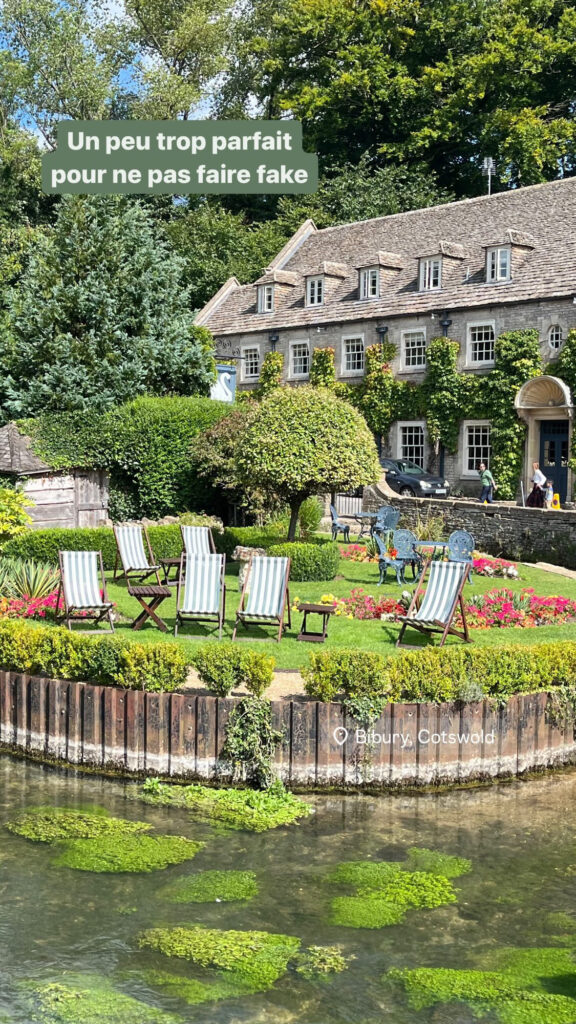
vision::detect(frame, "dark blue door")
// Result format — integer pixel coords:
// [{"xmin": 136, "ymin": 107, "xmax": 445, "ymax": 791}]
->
[{"xmin": 539, "ymin": 420, "xmax": 569, "ymax": 501}]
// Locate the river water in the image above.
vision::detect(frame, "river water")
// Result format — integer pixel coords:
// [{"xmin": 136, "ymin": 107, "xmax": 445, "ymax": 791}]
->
[{"xmin": 1, "ymin": 755, "xmax": 576, "ymax": 1023}]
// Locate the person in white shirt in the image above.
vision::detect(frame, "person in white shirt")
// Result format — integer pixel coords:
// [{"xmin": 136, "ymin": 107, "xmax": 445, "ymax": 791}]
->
[{"xmin": 526, "ymin": 461, "xmax": 546, "ymax": 507}]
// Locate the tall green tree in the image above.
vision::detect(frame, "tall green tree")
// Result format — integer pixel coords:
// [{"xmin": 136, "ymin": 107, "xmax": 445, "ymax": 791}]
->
[
  {"xmin": 0, "ymin": 195, "xmax": 215, "ymax": 420},
  {"xmin": 221, "ymin": 0, "xmax": 576, "ymax": 193},
  {"xmin": 0, "ymin": 0, "xmax": 131, "ymax": 147},
  {"xmin": 124, "ymin": 0, "xmax": 231, "ymax": 119}
]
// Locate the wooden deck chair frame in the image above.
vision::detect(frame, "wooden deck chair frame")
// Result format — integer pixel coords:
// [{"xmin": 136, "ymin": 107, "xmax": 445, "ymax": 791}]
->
[
  {"xmin": 232, "ymin": 556, "xmax": 291, "ymax": 643},
  {"xmin": 113, "ymin": 524, "xmax": 161, "ymax": 585},
  {"xmin": 180, "ymin": 524, "xmax": 216, "ymax": 555},
  {"xmin": 396, "ymin": 557, "xmax": 471, "ymax": 649},
  {"xmin": 175, "ymin": 552, "xmax": 226, "ymax": 639},
  {"xmin": 57, "ymin": 550, "xmax": 114, "ymax": 633}
]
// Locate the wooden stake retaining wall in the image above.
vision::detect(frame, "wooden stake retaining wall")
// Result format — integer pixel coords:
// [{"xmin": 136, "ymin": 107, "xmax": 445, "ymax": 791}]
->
[{"xmin": 0, "ymin": 672, "xmax": 575, "ymax": 788}]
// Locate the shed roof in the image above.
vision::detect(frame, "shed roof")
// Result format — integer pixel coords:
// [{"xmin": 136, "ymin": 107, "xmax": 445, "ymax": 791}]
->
[{"xmin": 0, "ymin": 423, "xmax": 51, "ymax": 475}]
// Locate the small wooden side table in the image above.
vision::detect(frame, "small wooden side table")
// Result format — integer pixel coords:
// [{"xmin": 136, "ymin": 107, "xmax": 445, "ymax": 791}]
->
[{"xmin": 297, "ymin": 602, "xmax": 336, "ymax": 643}]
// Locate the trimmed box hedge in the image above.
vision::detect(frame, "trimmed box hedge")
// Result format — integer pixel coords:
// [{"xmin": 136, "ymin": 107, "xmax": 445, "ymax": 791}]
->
[
  {"xmin": 303, "ymin": 643, "xmax": 576, "ymax": 705},
  {"xmin": 3, "ymin": 525, "xmax": 183, "ymax": 570},
  {"xmin": 0, "ymin": 620, "xmax": 188, "ymax": 691},
  {"xmin": 267, "ymin": 541, "xmax": 340, "ymax": 581}
]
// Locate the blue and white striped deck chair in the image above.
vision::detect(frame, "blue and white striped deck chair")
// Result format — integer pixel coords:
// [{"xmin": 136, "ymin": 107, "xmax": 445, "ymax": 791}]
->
[
  {"xmin": 58, "ymin": 550, "xmax": 114, "ymax": 632},
  {"xmin": 175, "ymin": 553, "xmax": 226, "ymax": 638},
  {"xmin": 232, "ymin": 556, "xmax": 291, "ymax": 643},
  {"xmin": 396, "ymin": 559, "xmax": 471, "ymax": 648},
  {"xmin": 113, "ymin": 524, "xmax": 160, "ymax": 584},
  {"xmin": 181, "ymin": 525, "xmax": 216, "ymax": 556}
]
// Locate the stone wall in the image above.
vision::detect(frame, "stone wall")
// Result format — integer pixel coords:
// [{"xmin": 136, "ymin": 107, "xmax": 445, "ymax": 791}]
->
[{"xmin": 363, "ymin": 487, "xmax": 576, "ymax": 567}]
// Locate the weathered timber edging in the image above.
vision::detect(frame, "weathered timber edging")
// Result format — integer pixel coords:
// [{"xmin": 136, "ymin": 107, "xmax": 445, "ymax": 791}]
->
[{"xmin": 1, "ymin": 672, "xmax": 575, "ymax": 788}]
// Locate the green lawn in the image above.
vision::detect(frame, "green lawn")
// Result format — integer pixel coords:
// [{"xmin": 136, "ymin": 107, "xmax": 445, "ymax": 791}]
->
[{"xmin": 98, "ymin": 555, "xmax": 576, "ymax": 671}]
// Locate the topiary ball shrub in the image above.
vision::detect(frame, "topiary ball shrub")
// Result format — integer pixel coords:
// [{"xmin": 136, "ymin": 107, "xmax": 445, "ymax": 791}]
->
[{"xmin": 267, "ymin": 541, "xmax": 340, "ymax": 581}]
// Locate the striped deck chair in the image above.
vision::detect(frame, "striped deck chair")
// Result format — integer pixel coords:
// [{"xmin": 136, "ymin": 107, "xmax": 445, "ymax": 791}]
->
[
  {"xmin": 58, "ymin": 550, "xmax": 114, "ymax": 633},
  {"xmin": 175, "ymin": 553, "xmax": 226, "ymax": 638},
  {"xmin": 113, "ymin": 524, "xmax": 161, "ymax": 584},
  {"xmin": 396, "ymin": 559, "xmax": 471, "ymax": 649},
  {"xmin": 181, "ymin": 525, "xmax": 216, "ymax": 555},
  {"xmin": 232, "ymin": 555, "xmax": 291, "ymax": 643}
]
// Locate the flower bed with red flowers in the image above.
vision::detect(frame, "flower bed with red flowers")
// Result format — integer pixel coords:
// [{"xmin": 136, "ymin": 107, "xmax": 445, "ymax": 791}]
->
[
  {"xmin": 461, "ymin": 587, "xmax": 576, "ymax": 629},
  {"xmin": 0, "ymin": 590, "xmax": 63, "ymax": 620},
  {"xmin": 472, "ymin": 556, "xmax": 519, "ymax": 579}
]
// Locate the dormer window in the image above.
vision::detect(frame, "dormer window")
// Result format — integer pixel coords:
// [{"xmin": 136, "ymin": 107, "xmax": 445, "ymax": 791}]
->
[
  {"xmin": 419, "ymin": 257, "xmax": 442, "ymax": 291},
  {"xmin": 306, "ymin": 275, "xmax": 324, "ymax": 306},
  {"xmin": 257, "ymin": 284, "xmax": 274, "ymax": 313},
  {"xmin": 359, "ymin": 266, "xmax": 379, "ymax": 300},
  {"xmin": 486, "ymin": 247, "xmax": 510, "ymax": 283}
]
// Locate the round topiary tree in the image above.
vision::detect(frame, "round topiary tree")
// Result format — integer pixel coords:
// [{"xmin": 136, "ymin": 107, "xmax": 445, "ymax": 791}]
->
[{"xmin": 235, "ymin": 387, "xmax": 380, "ymax": 541}]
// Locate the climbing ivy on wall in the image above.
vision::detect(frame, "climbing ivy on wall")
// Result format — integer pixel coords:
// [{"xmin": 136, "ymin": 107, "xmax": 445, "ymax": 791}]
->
[
  {"xmin": 308, "ymin": 331, "xmax": 543, "ymax": 500},
  {"xmin": 309, "ymin": 347, "xmax": 336, "ymax": 388}
]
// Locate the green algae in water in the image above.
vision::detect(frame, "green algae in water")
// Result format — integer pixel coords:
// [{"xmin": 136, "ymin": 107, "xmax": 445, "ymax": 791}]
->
[
  {"xmin": 140, "ymin": 778, "xmax": 311, "ymax": 832},
  {"xmin": 5, "ymin": 806, "xmax": 151, "ymax": 843},
  {"xmin": 138, "ymin": 925, "xmax": 301, "ymax": 993},
  {"xmin": 389, "ymin": 946, "xmax": 576, "ymax": 1024},
  {"xmin": 543, "ymin": 912, "xmax": 576, "ymax": 935},
  {"xmin": 22, "ymin": 976, "xmax": 182, "ymax": 1024},
  {"xmin": 137, "ymin": 968, "xmax": 255, "ymax": 1007},
  {"xmin": 326, "ymin": 850, "xmax": 461, "ymax": 929},
  {"xmin": 405, "ymin": 846, "xmax": 472, "ymax": 878},
  {"xmin": 160, "ymin": 869, "xmax": 258, "ymax": 903},
  {"xmin": 326, "ymin": 861, "xmax": 404, "ymax": 888},
  {"xmin": 330, "ymin": 870, "xmax": 456, "ymax": 930},
  {"xmin": 295, "ymin": 945, "xmax": 351, "ymax": 980},
  {"xmin": 51, "ymin": 833, "xmax": 204, "ymax": 873}
]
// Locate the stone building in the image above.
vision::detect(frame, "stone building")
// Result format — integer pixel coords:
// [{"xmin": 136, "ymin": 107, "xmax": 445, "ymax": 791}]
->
[{"xmin": 197, "ymin": 178, "xmax": 576, "ymax": 499}]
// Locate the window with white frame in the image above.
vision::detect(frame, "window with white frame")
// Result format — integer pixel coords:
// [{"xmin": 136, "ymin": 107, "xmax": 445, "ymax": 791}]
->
[
  {"xmin": 290, "ymin": 341, "xmax": 310, "ymax": 377},
  {"xmin": 242, "ymin": 346, "xmax": 260, "ymax": 381},
  {"xmin": 464, "ymin": 422, "xmax": 491, "ymax": 474},
  {"xmin": 342, "ymin": 336, "xmax": 365, "ymax": 374},
  {"xmin": 401, "ymin": 330, "xmax": 427, "ymax": 369},
  {"xmin": 467, "ymin": 323, "xmax": 495, "ymax": 366},
  {"xmin": 257, "ymin": 284, "xmax": 274, "ymax": 313},
  {"xmin": 398, "ymin": 422, "xmax": 426, "ymax": 467},
  {"xmin": 548, "ymin": 325, "xmax": 564, "ymax": 352},
  {"xmin": 486, "ymin": 247, "xmax": 511, "ymax": 283},
  {"xmin": 359, "ymin": 266, "xmax": 379, "ymax": 299},
  {"xmin": 306, "ymin": 275, "xmax": 324, "ymax": 306},
  {"xmin": 419, "ymin": 257, "xmax": 442, "ymax": 291}
]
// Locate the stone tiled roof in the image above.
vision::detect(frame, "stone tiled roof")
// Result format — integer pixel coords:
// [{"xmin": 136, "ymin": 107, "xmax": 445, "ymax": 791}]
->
[
  {"xmin": 0, "ymin": 423, "xmax": 50, "ymax": 475},
  {"xmin": 200, "ymin": 178, "xmax": 576, "ymax": 335}
]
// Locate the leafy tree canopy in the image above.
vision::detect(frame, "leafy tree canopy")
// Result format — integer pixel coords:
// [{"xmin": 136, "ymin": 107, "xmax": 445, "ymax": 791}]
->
[
  {"xmin": 0, "ymin": 195, "xmax": 215, "ymax": 421},
  {"xmin": 221, "ymin": 0, "xmax": 576, "ymax": 193}
]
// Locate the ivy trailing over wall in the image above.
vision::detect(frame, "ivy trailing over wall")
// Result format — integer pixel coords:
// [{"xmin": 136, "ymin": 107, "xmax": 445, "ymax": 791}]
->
[
  {"xmin": 311, "ymin": 332, "xmax": 543, "ymax": 500},
  {"xmin": 255, "ymin": 351, "xmax": 284, "ymax": 398},
  {"xmin": 309, "ymin": 346, "xmax": 336, "ymax": 388},
  {"xmin": 482, "ymin": 329, "xmax": 542, "ymax": 498},
  {"xmin": 421, "ymin": 338, "xmax": 468, "ymax": 459}
]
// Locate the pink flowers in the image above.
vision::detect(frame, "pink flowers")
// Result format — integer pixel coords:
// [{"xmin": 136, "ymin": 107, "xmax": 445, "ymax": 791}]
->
[
  {"xmin": 473, "ymin": 556, "xmax": 519, "ymax": 579},
  {"xmin": 460, "ymin": 587, "xmax": 576, "ymax": 629},
  {"xmin": 336, "ymin": 587, "xmax": 405, "ymax": 620},
  {"xmin": 0, "ymin": 589, "xmax": 64, "ymax": 620}
]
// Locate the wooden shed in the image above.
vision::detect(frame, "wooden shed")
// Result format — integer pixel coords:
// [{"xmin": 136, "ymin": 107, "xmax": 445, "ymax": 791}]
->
[{"xmin": 0, "ymin": 423, "xmax": 109, "ymax": 529}]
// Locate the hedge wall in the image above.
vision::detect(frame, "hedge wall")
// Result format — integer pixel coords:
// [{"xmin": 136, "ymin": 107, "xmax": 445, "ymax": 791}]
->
[
  {"xmin": 19, "ymin": 395, "xmax": 231, "ymax": 520},
  {"xmin": 3, "ymin": 525, "xmax": 182, "ymax": 569}
]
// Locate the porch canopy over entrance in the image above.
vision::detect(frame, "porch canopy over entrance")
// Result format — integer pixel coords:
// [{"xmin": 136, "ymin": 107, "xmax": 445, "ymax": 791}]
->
[
  {"xmin": 514, "ymin": 375, "xmax": 573, "ymax": 502},
  {"xmin": 514, "ymin": 375, "xmax": 572, "ymax": 416}
]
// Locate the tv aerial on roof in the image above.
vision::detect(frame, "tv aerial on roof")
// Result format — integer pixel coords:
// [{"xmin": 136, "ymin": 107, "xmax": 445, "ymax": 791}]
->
[{"xmin": 481, "ymin": 157, "xmax": 496, "ymax": 195}]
